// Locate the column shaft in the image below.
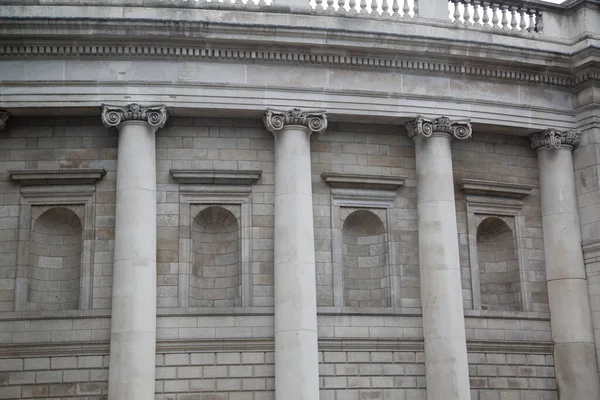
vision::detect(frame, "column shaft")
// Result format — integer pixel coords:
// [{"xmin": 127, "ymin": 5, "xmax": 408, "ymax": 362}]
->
[
  {"xmin": 535, "ymin": 136, "xmax": 600, "ymax": 399},
  {"xmin": 273, "ymin": 125, "xmax": 320, "ymax": 400},
  {"xmin": 102, "ymin": 104, "xmax": 167, "ymax": 400},
  {"xmin": 415, "ymin": 134, "xmax": 471, "ymax": 400},
  {"xmin": 264, "ymin": 108, "xmax": 327, "ymax": 400}
]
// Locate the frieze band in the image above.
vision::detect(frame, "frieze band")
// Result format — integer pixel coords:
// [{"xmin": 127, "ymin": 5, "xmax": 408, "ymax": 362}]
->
[
  {"xmin": 101, "ymin": 103, "xmax": 168, "ymax": 129},
  {"xmin": 263, "ymin": 108, "xmax": 328, "ymax": 134},
  {"xmin": 529, "ymin": 128, "xmax": 581, "ymax": 151},
  {"xmin": 405, "ymin": 115, "xmax": 472, "ymax": 140}
]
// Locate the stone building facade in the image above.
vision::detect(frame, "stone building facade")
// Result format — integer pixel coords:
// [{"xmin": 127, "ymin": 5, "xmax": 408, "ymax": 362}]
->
[{"xmin": 0, "ymin": 0, "xmax": 599, "ymax": 399}]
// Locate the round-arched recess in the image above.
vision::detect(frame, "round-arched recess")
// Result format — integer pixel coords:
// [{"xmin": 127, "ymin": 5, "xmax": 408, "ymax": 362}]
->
[
  {"xmin": 29, "ymin": 207, "xmax": 82, "ymax": 311},
  {"xmin": 342, "ymin": 209, "xmax": 390, "ymax": 308},
  {"xmin": 477, "ymin": 216, "xmax": 522, "ymax": 311},
  {"xmin": 191, "ymin": 206, "xmax": 241, "ymax": 307}
]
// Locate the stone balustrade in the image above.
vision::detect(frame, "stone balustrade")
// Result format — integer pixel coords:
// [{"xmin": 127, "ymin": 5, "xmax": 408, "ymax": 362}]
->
[
  {"xmin": 310, "ymin": 0, "xmax": 416, "ymax": 17},
  {"xmin": 448, "ymin": 0, "xmax": 542, "ymax": 33}
]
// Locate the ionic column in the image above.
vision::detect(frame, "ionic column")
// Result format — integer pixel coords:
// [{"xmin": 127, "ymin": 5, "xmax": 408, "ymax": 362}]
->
[
  {"xmin": 263, "ymin": 108, "xmax": 327, "ymax": 400},
  {"xmin": 101, "ymin": 104, "xmax": 168, "ymax": 400},
  {"xmin": 529, "ymin": 129, "xmax": 600, "ymax": 400},
  {"xmin": 405, "ymin": 116, "xmax": 472, "ymax": 400}
]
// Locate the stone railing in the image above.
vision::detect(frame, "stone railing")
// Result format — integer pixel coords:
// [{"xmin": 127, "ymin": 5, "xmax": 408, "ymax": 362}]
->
[
  {"xmin": 447, "ymin": 0, "xmax": 543, "ymax": 33},
  {"xmin": 309, "ymin": 0, "xmax": 416, "ymax": 17},
  {"xmin": 157, "ymin": 0, "xmax": 272, "ymax": 5}
]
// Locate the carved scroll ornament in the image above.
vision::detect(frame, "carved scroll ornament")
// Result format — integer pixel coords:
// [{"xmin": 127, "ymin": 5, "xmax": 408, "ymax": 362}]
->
[
  {"xmin": 101, "ymin": 103, "xmax": 168, "ymax": 128},
  {"xmin": 529, "ymin": 128, "xmax": 581, "ymax": 151},
  {"xmin": 0, "ymin": 110, "xmax": 10, "ymax": 131},
  {"xmin": 263, "ymin": 108, "xmax": 328, "ymax": 134},
  {"xmin": 405, "ymin": 115, "xmax": 472, "ymax": 140}
]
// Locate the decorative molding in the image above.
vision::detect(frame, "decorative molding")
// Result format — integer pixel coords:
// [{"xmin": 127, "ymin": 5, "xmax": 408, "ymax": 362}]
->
[
  {"xmin": 0, "ymin": 338, "xmax": 554, "ymax": 357},
  {"xmin": 405, "ymin": 115, "xmax": 472, "ymax": 140},
  {"xmin": 101, "ymin": 103, "xmax": 168, "ymax": 128},
  {"xmin": 9, "ymin": 169, "xmax": 106, "ymax": 186},
  {"xmin": 0, "ymin": 43, "xmax": 579, "ymax": 88},
  {"xmin": 262, "ymin": 108, "xmax": 327, "ymax": 134},
  {"xmin": 170, "ymin": 169, "xmax": 261, "ymax": 185},
  {"xmin": 460, "ymin": 179, "xmax": 534, "ymax": 199},
  {"xmin": 321, "ymin": 173, "xmax": 406, "ymax": 191},
  {"xmin": 0, "ymin": 110, "xmax": 10, "ymax": 131},
  {"xmin": 529, "ymin": 128, "xmax": 581, "ymax": 150}
]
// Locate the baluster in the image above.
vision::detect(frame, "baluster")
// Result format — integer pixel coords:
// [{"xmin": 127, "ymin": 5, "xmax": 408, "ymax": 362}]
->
[
  {"xmin": 382, "ymin": 0, "xmax": 390, "ymax": 15},
  {"xmin": 482, "ymin": 2, "xmax": 490, "ymax": 26},
  {"xmin": 327, "ymin": 0, "xmax": 335, "ymax": 11},
  {"xmin": 491, "ymin": 3, "xmax": 499, "ymax": 28},
  {"xmin": 371, "ymin": 0, "xmax": 378, "ymax": 14},
  {"xmin": 349, "ymin": 0, "xmax": 357, "ymax": 12},
  {"xmin": 500, "ymin": 5, "xmax": 509, "ymax": 30},
  {"xmin": 360, "ymin": 0, "xmax": 368, "ymax": 13},
  {"xmin": 392, "ymin": 0, "xmax": 400, "ymax": 16},
  {"xmin": 527, "ymin": 9, "xmax": 535, "ymax": 31},
  {"xmin": 453, "ymin": 0, "xmax": 461, "ymax": 23},
  {"xmin": 412, "ymin": 0, "xmax": 418, "ymax": 16},
  {"xmin": 338, "ymin": 0, "xmax": 346, "ymax": 12},
  {"xmin": 536, "ymin": 10, "xmax": 543, "ymax": 32},
  {"xmin": 510, "ymin": 6, "xmax": 518, "ymax": 30},
  {"xmin": 401, "ymin": 0, "xmax": 409, "ymax": 16},
  {"xmin": 518, "ymin": 8, "xmax": 526, "ymax": 30},
  {"xmin": 316, "ymin": 0, "xmax": 324, "ymax": 10},
  {"xmin": 473, "ymin": 0, "xmax": 481, "ymax": 25},
  {"xmin": 464, "ymin": 0, "xmax": 472, "ymax": 24}
]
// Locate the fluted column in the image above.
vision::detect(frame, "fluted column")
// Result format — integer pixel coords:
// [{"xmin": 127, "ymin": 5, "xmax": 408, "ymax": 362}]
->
[
  {"xmin": 405, "ymin": 116, "xmax": 472, "ymax": 400},
  {"xmin": 101, "ymin": 104, "xmax": 168, "ymax": 400},
  {"xmin": 0, "ymin": 110, "xmax": 10, "ymax": 131},
  {"xmin": 529, "ymin": 129, "xmax": 600, "ymax": 400},
  {"xmin": 263, "ymin": 108, "xmax": 327, "ymax": 400}
]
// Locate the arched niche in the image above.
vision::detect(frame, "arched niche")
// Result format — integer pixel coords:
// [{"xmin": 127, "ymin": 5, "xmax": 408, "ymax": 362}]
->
[
  {"xmin": 191, "ymin": 206, "xmax": 241, "ymax": 307},
  {"xmin": 476, "ymin": 216, "xmax": 522, "ymax": 311},
  {"xmin": 342, "ymin": 209, "xmax": 390, "ymax": 307},
  {"xmin": 29, "ymin": 207, "xmax": 83, "ymax": 311}
]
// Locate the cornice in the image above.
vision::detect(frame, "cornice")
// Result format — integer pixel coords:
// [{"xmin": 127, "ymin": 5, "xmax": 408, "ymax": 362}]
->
[
  {"xmin": 0, "ymin": 338, "xmax": 554, "ymax": 357},
  {"xmin": 170, "ymin": 169, "xmax": 262, "ymax": 185},
  {"xmin": 321, "ymin": 173, "xmax": 406, "ymax": 191},
  {"xmin": 0, "ymin": 42, "xmax": 579, "ymax": 89},
  {"xmin": 9, "ymin": 168, "xmax": 106, "ymax": 186},
  {"xmin": 459, "ymin": 179, "xmax": 534, "ymax": 199}
]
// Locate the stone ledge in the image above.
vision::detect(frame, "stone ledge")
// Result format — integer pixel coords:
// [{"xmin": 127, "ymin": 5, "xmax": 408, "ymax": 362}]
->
[
  {"xmin": 321, "ymin": 173, "xmax": 407, "ymax": 191},
  {"xmin": 9, "ymin": 168, "xmax": 106, "ymax": 186},
  {"xmin": 171, "ymin": 169, "xmax": 262, "ymax": 185},
  {"xmin": 460, "ymin": 179, "xmax": 534, "ymax": 199},
  {"xmin": 0, "ymin": 338, "xmax": 554, "ymax": 357}
]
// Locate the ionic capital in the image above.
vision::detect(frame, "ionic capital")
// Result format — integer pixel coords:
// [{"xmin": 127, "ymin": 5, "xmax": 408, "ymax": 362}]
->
[
  {"xmin": 101, "ymin": 103, "xmax": 168, "ymax": 129},
  {"xmin": 0, "ymin": 110, "xmax": 10, "ymax": 131},
  {"xmin": 405, "ymin": 115, "xmax": 472, "ymax": 141},
  {"xmin": 263, "ymin": 108, "xmax": 327, "ymax": 135},
  {"xmin": 529, "ymin": 128, "xmax": 581, "ymax": 151}
]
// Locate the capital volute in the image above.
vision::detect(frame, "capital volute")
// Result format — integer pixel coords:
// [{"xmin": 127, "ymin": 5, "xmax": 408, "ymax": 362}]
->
[
  {"xmin": 101, "ymin": 103, "xmax": 168, "ymax": 129},
  {"xmin": 529, "ymin": 128, "xmax": 581, "ymax": 151},
  {"xmin": 0, "ymin": 110, "xmax": 10, "ymax": 131},
  {"xmin": 405, "ymin": 115, "xmax": 472, "ymax": 141},
  {"xmin": 262, "ymin": 108, "xmax": 328, "ymax": 135}
]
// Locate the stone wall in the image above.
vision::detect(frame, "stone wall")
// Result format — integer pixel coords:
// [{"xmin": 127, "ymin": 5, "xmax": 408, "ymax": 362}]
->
[{"xmin": 0, "ymin": 116, "xmax": 557, "ymax": 399}]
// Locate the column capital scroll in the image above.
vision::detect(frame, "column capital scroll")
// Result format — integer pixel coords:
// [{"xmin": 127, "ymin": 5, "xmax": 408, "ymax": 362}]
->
[
  {"xmin": 263, "ymin": 108, "xmax": 327, "ymax": 135},
  {"xmin": 405, "ymin": 115, "xmax": 472, "ymax": 141},
  {"xmin": 529, "ymin": 128, "xmax": 581, "ymax": 151},
  {"xmin": 0, "ymin": 110, "xmax": 10, "ymax": 131},
  {"xmin": 101, "ymin": 103, "xmax": 168, "ymax": 129}
]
